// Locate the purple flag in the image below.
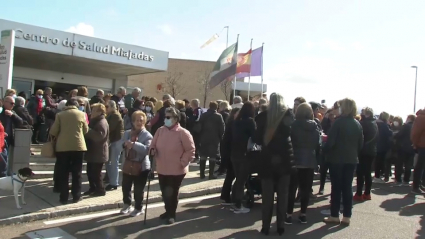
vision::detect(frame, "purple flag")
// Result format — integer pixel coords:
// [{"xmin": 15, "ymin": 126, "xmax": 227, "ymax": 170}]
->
[{"xmin": 236, "ymin": 46, "xmax": 262, "ymax": 78}]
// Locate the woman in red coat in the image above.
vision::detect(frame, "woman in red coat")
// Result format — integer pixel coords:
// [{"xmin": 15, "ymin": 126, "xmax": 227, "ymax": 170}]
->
[{"xmin": 0, "ymin": 121, "xmax": 6, "ymax": 177}]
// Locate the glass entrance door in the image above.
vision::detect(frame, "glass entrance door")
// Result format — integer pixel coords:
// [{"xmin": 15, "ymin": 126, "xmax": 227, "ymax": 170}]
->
[{"xmin": 12, "ymin": 78, "xmax": 34, "ymax": 99}]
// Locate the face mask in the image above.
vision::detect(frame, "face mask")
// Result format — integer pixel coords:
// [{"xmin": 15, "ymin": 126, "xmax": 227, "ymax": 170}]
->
[
  {"xmin": 141, "ymin": 106, "xmax": 146, "ymax": 110},
  {"xmin": 146, "ymin": 107, "xmax": 152, "ymax": 112},
  {"xmin": 393, "ymin": 121, "xmax": 399, "ymax": 127},
  {"xmin": 12, "ymin": 94, "xmax": 16, "ymax": 99},
  {"xmin": 338, "ymin": 108, "xmax": 342, "ymax": 115},
  {"xmin": 38, "ymin": 95, "xmax": 43, "ymax": 99},
  {"xmin": 79, "ymin": 106, "xmax": 85, "ymax": 112},
  {"xmin": 164, "ymin": 118, "xmax": 174, "ymax": 127}
]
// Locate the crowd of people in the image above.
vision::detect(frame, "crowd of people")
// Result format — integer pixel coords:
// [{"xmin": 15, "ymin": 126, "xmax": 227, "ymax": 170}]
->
[{"xmin": 0, "ymin": 85, "xmax": 424, "ymax": 236}]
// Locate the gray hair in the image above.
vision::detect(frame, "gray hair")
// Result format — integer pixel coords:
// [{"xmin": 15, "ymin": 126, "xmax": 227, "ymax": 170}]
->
[
  {"xmin": 165, "ymin": 107, "xmax": 180, "ymax": 121},
  {"xmin": 133, "ymin": 87, "xmax": 142, "ymax": 93},
  {"xmin": 191, "ymin": 99, "xmax": 200, "ymax": 107},
  {"xmin": 233, "ymin": 96, "xmax": 242, "ymax": 104},
  {"xmin": 264, "ymin": 93, "xmax": 288, "ymax": 145},
  {"xmin": 363, "ymin": 107, "xmax": 374, "ymax": 117},
  {"xmin": 118, "ymin": 86, "xmax": 126, "ymax": 94},
  {"xmin": 259, "ymin": 98, "xmax": 267, "ymax": 105},
  {"xmin": 163, "ymin": 94, "xmax": 175, "ymax": 105},
  {"xmin": 15, "ymin": 96, "xmax": 25, "ymax": 106},
  {"xmin": 107, "ymin": 100, "xmax": 117, "ymax": 112}
]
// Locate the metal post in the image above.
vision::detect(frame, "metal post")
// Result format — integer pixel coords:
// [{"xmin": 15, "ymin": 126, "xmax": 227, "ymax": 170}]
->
[
  {"xmin": 414, "ymin": 67, "xmax": 418, "ymax": 113},
  {"xmin": 247, "ymin": 38, "xmax": 253, "ymax": 100},
  {"xmin": 233, "ymin": 34, "xmax": 239, "ymax": 99},
  {"xmin": 225, "ymin": 26, "xmax": 229, "ymax": 48},
  {"xmin": 261, "ymin": 43, "xmax": 264, "ymax": 98}
]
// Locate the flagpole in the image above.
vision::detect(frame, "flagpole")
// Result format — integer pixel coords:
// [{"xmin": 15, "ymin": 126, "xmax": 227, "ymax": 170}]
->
[
  {"xmin": 247, "ymin": 38, "xmax": 253, "ymax": 100},
  {"xmin": 233, "ymin": 34, "xmax": 239, "ymax": 99},
  {"xmin": 225, "ymin": 26, "xmax": 229, "ymax": 48},
  {"xmin": 261, "ymin": 42, "xmax": 264, "ymax": 98}
]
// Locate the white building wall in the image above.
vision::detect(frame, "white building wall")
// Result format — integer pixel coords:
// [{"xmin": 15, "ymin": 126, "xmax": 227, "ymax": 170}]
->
[{"xmin": 13, "ymin": 66, "xmax": 113, "ymax": 89}]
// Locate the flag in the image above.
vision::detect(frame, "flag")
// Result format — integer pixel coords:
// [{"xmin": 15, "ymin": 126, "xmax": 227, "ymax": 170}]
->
[
  {"xmin": 209, "ymin": 43, "xmax": 238, "ymax": 89},
  {"xmin": 236, "ymin": 46, "xmax": 263, "ymax": 78},
  {"xmin": 200, "ymin": 34, "xmax": 219, "ymax": 49},
  {"xmin": 236, "ymin": 49, "xmax": 252, "ymax": 74}
]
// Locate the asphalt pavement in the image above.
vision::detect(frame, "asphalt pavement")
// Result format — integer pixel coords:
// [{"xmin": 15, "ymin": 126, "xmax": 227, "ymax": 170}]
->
[{"xmin": 2, "ymin": 181, "xmax": 425, "ymax": 239}]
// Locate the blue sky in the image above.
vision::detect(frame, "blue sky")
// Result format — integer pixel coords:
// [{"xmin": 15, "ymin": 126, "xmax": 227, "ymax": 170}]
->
[{"xmin": 3, "ymin": 0, "xmax": 425, "ymax": 117}]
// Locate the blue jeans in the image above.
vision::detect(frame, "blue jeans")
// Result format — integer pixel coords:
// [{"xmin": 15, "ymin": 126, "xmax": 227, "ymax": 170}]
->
[
  {"xmin": 329, "ymin": 163, "xmax": 356, "ymax": 218},
  {"xmin": 106, "ymin": 141, "xmax": 122, "ymax": 186}
]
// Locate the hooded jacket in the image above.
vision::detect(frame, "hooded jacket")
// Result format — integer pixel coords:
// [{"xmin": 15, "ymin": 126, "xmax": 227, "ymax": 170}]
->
[{"xmin": 291, "ymin": 119, "xmax": 320, "ymax": 168}]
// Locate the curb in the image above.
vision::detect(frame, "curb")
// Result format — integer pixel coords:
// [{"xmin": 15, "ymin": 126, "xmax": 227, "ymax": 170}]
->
[{"xmin": 0, "ymin": 186, "xmax": 222, "ymax": 226}]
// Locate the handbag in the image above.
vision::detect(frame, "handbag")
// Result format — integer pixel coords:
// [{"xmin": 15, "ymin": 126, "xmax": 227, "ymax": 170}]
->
[
  {"xmin": 41, "ymin": 135, "xmax": 56, "ymax": 158},
  {"xmin": 122, "ymin": 141, "xmax": 142, "ymax": 176}
]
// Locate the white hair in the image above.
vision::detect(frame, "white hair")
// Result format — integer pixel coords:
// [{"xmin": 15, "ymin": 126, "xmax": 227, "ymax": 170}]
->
[
  {"xmin": 15, "ymin": 96, "xmax": 25, "ymax": 106},
  {"xmin": 118, "ymin": 86, "xmax": 126, "ymax": 94},
  {"xmin": 133, "ymin": 87, "xmax": 142, "ymax": 93},
  {"xmin": 233, "ymin": 96, "xmax": 242, "ymax": 104}
]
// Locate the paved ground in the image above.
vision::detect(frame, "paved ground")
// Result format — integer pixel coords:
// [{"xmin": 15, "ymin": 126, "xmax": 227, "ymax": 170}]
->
[
  {"xmin": 0, "ymin": 164, "xmax": 222, "ymax": 225},
  {"xmin": 2, "ymin": 179, "xmax": 425, "ymax": 239}
]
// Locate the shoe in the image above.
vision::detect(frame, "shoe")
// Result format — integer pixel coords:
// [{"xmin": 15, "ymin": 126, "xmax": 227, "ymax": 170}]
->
[
  {"xmin": 411, "ymin": 188, "xmax": 425, "ymax": 195},
  {"xmin": 323, "ymin": 216, "xmax": 340, "ymax": 224},
  {"xmin": 200, "ymin": 175, "xmax": 206, "ymax": 179},
  {"xmin": 299, "ymin": 215, "xmax": 307, "ymax": 224},
  {"xmin": 72, "ymin": 198, "xmax": 82, "ymax": 203},
  {"xmin": 318, "ymin": 189, "xmax": 324, "ymax": 195},
  {"xmin": 233, "ymin": 206, "xmax": 250, "ymax": 214},
  {"xmin": 373, "ymin": 178, "xmax": 385, "ymax": 183},
  {"xmin": 159, "ymin": 212, "xmax": 169, "ymax": 220},
  {"xmin": 60, "ymin": 200, "xmax": 68, "ymax": 205},
  {"xmin": 394, "ymin": 182, "xmax": 403, "ymax": 187},
  {"xmin": 221, "ymin": 201, "xmax": 233, "ymax": 206},
  {"xmin": 105, "ymin": 185, "xmax": 118, "ymax": 191},
  {"xmin": 91, "ymin": 191, "xmax": 106, "ymax": 197},
  {"xmin": 384, "ymin": 177, "xmax": 389, "ymax": 182},
  {"xmin": 260, "ymin": 227, "xmax": 269, "ymax": 236},
  {"xmin": 130, "ymin": 209, "xmax": 144, "ymax": 217},
  {"xmin": 167, "ymin": 217, "xmax": 175, "ymax": 224},
  {"xmin": 362, "ymin": 194, "xmax": 371, "ymax": 200},
  {"xmin": 53, "ymin": 188, "xmax": 60, "ymax": 193},
  {"xmin": 83, "ymin": 190, "xmax": 94, "ymax": 196},
  {"xmin": 284, "ymin": 215, "xmax": 292, "ymax": 225},
  {"xmin": 120, "ymin": 204, "xmax": 132, "ymax": 214},
  {"xmin": 402, "ymin": 182, "xmax": 410, "ymax": 186},
  {"xmin": 341, "ymin": 217, "xmax": 350, "ymax": 226},
  {"xmin": 277, "ymin": 227, "xmax": 285, "ymax": 236},
  {"xmin": 353, "ymin": 194, "xmax": 363, "ymax": 201}
]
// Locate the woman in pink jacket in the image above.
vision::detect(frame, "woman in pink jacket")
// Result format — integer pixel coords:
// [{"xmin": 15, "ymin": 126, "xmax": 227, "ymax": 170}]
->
[{"xmin": 150, "ymin": 107, "xmax": 195, "ymax": 224}]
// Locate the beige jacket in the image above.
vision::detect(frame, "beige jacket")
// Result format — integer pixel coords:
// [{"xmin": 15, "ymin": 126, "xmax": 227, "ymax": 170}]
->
[{"xmin": 50, "ymin": 106, "xmax": 89, "ymax": 152}]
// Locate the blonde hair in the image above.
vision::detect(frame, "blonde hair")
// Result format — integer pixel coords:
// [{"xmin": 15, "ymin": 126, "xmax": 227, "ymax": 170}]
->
[
  {"xmin": 295, "ymin": 103, "xmax": 314, "ymax": 120},
  {"xmin": 131, "ymin": 110, "xmax": 146, "ymax": 124},
  {"xmin": 339, "ymin": 98, "xmax": 357, "ymax": 117},
  {"xmin": 219, "ymin": 101, "xmax": 231, "ymax": 111},
  {"xmin": 5, "ymin": 89, "xmax": 16, "ymax": 97},
  {"xmin": 379, "ymin": 111, "xmax": 390, "ymax": 122},
  {"xmin": 69, "ymin": 89, "xmax": 78, "ymax": 98},
  {"xmin": 145, "ymin": 101, "xmax": 154, "ymax": 108},
  {"xmin": 35, "ymin": 89, "xmax": 44, "ymax": 95},
  {"xmin": 91, "ymin": 103, "xmax": 106, "ymax": 114},
  {"xmin": 154, "ymin": 100, "xmax": 163, "ymax": 113},
  {"xmin": 77, "ymin": 86, "xmax": 88, "ymax": 97},
  {"xmin": 393, "ymin": 116, "xmax": 403, "ymax": 125},
  {"xmin": 175, "ymin": 100, "xmax": 185, "ymax": 110}
]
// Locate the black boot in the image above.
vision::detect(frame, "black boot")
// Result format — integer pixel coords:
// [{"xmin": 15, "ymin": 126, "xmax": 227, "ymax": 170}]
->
[
  {"xmin": 209, "ymin": 161, "xmax": 217, "ymax": 180},
  {"xmin": 200, "ymin": 160, "xmax": 206, "ymax": 179}
]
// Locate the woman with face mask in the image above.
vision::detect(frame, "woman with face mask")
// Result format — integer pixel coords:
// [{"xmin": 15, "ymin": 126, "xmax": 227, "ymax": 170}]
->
[
  {"xmin": 150, "ymin": 107, "xmax": 195, "ymax": 224},
  {"xmin": 27, "ymin": 89, "xmax": 46, "ymax": 144}
]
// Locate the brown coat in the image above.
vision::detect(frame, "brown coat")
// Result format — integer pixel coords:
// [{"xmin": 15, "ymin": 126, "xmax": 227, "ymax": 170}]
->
[
  {"xmin": 50, "ymin": 106, "xmax": 88, "ymax": 152},
  {"xmin": 107, "ymin": 111, "xmax": 124, "ymax": 143},
  {"xmin": 84, "ymin": 115, "xmax": 109, "ymax": 163},
  {"xmin": 411, "ymin": 109, "xmax": 425, "ymax": 148}
]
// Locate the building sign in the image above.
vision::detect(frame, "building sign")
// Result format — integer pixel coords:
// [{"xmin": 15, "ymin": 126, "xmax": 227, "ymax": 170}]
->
[
  {"xmin": 0, "ymin": 29, "xmax": 15, "ymax": 95},
  {"xmin": 14, "ymin": 29, "xmax": 154, "ymax": 62}
]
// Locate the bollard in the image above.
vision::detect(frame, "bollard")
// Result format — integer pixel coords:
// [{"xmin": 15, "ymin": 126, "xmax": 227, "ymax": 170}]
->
[{"xmin": 7, "ymin": 129, "xmax": 32, "ymax": 175}]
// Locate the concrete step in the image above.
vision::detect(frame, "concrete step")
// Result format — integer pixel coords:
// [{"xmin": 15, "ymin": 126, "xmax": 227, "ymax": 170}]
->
[
  {"xmin": 31, "ymin": 169, "xmax": 120, "ymax": 179},
  {"xmin": 29, "ymin": 162, "xmax": 121, "ymax": 172}
]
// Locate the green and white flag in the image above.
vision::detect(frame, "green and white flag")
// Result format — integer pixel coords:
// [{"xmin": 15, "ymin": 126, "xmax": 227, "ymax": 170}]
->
[{"xmin": 209, "ymin": 42, "xmax": 238, "ymax": 89}]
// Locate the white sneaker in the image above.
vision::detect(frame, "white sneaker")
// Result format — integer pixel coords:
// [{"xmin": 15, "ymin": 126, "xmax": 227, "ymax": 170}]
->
[
  {"xmin": 233, "ymin": 206, "xmax": 250, "ymax": 214},
  {"xmin": 373, "ymin": 178, "xmax": 385, "ymax": 183},
  {"xmin": 130, "ymin": 208, "xmax": 144, "ymax": 217},
  {"xmin": 120, "ymin": 204, "xmax": 132, "ymax": 214}
]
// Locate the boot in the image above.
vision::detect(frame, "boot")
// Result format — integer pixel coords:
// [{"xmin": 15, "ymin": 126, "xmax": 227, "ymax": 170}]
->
[
  {"xmin": 209, "ymin": 161, "xmax": 217, "ymax": 180},
  {"xmin": 200, "ymin": 160, "xmax": 206, "ymax": 179}
]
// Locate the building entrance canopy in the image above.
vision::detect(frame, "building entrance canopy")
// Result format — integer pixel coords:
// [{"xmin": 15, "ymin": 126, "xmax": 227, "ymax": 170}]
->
[{"xmin": 1, "ymin": 19, "xmax": 169, "ymax": 79}]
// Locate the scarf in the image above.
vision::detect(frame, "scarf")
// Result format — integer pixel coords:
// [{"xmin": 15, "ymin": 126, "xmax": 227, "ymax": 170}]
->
[{"xmin": 36, "ymin": 97, "xmax": 43, "ymax": 115}]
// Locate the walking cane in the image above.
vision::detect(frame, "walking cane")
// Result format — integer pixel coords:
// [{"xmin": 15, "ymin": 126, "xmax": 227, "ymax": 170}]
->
[{"xmin": 144, "ymin": 148, "xmax": 155, "ymax": 225}]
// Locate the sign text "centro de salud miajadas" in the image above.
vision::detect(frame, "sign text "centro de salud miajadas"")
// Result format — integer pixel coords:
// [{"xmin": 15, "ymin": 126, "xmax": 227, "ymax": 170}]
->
[{"xmin": 14, "ymin": 29, "xmax": 154, "ymax": 62}]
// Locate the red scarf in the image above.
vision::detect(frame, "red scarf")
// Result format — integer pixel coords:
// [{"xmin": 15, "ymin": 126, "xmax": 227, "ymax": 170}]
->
[{"xmin": 36, "ymin": 97, "xmax": 43, "ymax": 115}]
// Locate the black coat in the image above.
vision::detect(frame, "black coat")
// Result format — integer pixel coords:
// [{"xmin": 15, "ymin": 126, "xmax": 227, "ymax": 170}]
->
[
  {"xmin": 395, "ymin": 122, "xmax": 415, "ymax": 154},
  {"xmin": 220, "ymin": 110, "xmax": 230, "ymax": 125},
  {"xmin": 178, "ymin": 109, "xmax": 187, "ymax": 129},
  {"xmin": 291, "ymin": 119, "xmax": 320, "ymax": 168},
  {"xmin": 253, "ymin": 110, "xmax": 295, "ymax": 177},
  {"xmin": 231, "ymin": 117, "xmax": 256, "ymax": 158},
  {"xmin": 199, "ymin": 109, "xmax": 225, "ymax": 158},
  {"xmin": 360, "ymin": 117, "xmax": 378, "ymax": 156},
  {"xmin": 0, "ymin": 110, "xmax": 23, "ymax": 146},
  {"xmin": 13, "ymin": 105, "xmax": 33, "ymax": 127},
  {"xmin": 90, "ymin": 95, "xmax": 105, "ymax": 105},
  {"xmin": 151, "ymin": 106, "xmax": 166, "ymax": 136},
  {"xmin": 377, "ymin": 121, "xmax": 393, "ymax": 153}
]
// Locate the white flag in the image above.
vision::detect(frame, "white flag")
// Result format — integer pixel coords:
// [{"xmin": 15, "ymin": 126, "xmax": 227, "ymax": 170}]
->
[{"xmin": 200, "ymin": 34, "xmax": 219, "ymax": 49}]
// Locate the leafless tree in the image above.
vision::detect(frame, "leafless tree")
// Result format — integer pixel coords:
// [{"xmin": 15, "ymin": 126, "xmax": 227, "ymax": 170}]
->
[
  {"xmin": 198, "ymin": 68, "xmax": 212, "ymax": 107},
  {"xmin": 164, "ymin": 71, "xmax": 186, "ymax": 98},
  {"xmin": 220, "ymin": 78, "xmax": 232, "ymax": 101}
]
